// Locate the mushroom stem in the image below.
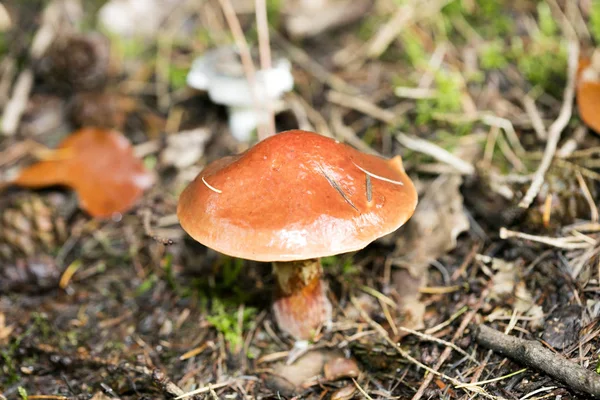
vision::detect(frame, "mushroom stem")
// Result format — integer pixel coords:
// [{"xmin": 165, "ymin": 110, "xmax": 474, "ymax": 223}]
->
[{"xmin": 272, "ymin": 258, "xmax": 332, "ymax": 340}]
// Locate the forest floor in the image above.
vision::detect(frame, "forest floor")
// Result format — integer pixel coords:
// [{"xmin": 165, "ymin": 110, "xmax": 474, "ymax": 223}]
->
[{"xmin": 3, "ymin": 0, "xmax": 600, "ymax": 399}]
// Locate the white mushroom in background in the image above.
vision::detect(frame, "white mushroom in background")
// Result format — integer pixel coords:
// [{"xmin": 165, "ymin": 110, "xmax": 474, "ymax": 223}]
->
[{"xmin": 187, "ymin": 47, "xmax": 294, "ymax": 142}]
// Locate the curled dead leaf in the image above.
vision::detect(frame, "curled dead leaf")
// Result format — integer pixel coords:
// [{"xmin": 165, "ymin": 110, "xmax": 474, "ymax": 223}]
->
[
  {"xmin": 395, "ymin": 175, "xmax": 470, "ymax": 277},
  {"xmin": 323, "ymin": 357, "xmax": 360, "ymax": 381},
  {"xmin": 13, "ymin": 128, "xmax": 153, "ymax": 218}
]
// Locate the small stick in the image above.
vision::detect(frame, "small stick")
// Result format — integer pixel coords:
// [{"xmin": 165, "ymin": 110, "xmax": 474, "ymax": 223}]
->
[
  {"xmin": 499, "ymin": 227, "xmax": 594, "ymax": 250},
  {"xmin": 519, "ymin": 40, "xmax": 579, "ymax": 208},
  {"xmin": 522, "ymin": 95, "xmax": 547, "ymax": 140},
  {"xmin": 217, "ymin": 0, "xmax": 268, "ymax": 141},
  {"xmin": 396, "ymin": 132, "xmax": 475, "ymax": 175},
  {"xmin": 475, "ymin": 324, "xmax": 600, "ymax": 397},
  {"xmin": 255, "ymin": 0, "xmax": 275, "ymax": 137}
]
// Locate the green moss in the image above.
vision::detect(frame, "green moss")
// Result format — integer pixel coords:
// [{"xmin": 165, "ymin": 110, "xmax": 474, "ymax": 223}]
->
[
  {"xmin": 267, "ymin": 0, "xmax": 283, "ymax": 28},
  {"xmin": 207, "ymin": 299, "xmax": 257, "ymax": 352},
  {"xmin": 590, "ymin": 0, "xmax": 600, "ymax": 44},
  {"xmin": 537, "ymin": 2, "xmax": 557, "ymax": 36},
  {"xmin": 442, "ymin": 0, "xmax": 514, "ymax": 40},
  {"xmin": 414, "ymin": 70, "xmax": 463, "ymax": 125},
  {"xmin": 18, "ymin": 387, "xmax": 28, "ymax": 400},
  {"xmin": 221, "ymin": 257, "xmax": 245, "ymax": 288},
  {"xmin": 169, "ymin": 65, "xmax": 189, "ymax": 90},
  {"xmin": 480, "ymin": 40, "xmax": 508, "ymax": 70},
  {"xmin": 135, "ymin": 274, "xmax": 158, "ymax": 296},
  {"xmin": 512, "ymin": 35, "xmax": 567, "ymax": 96},
  {"xmin": 357, "ymin": 15, "xmax": 387, "ymax": 42},
  {"xmin": 400, "ymin": 29, "xmax": 427, "ymax": 67}
]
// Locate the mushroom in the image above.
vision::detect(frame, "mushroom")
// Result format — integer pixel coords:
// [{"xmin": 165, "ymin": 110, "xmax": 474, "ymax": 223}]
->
[
  {"xmin": 177, "ymin": 130, "xmax": 417, "ymax": 340},
  {"xmin": 186, "ymin": 46, "xmax": 294, "ymax": 142}
]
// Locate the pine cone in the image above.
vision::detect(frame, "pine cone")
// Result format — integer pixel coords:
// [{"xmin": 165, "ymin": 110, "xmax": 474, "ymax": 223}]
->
[
  {"xmin": 0, "ymin": 193, "xmax": 69, "ymax": 260},
  {"xmin": 36, "ymin": 32, "xmax": 112, "ymax": 92}
]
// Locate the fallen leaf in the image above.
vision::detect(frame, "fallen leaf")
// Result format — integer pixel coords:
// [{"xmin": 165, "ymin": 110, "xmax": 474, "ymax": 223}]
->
[
  {"xmin": 389, "ymin": 175, "xmax": 469, "ymax": 333},
  {"xmin": 395, "ymin": 174, "xmax": 470, "ymax": 277},
  {"xmin": 490, "ymin": 258, "xmax": 516, "ymax": 298},
  {"xmin": 487, "ymin": 258, "xmax": 544, "ymax": 328},
  {"xmin": 577, "ymin": 51, "xmax": 600, "ymax": 133},
  {"xmin": 391, "ymin": 268, "xmax": 426, "ymax": 332},
  {"xmin": 514, "ymin": 281, "xmax": 544, "ymax": 328},
  {"xmin": 323, "ymin": 357, "xmax": 360, "ymax": 381},
  {"xmin": 542, "ymin": 305, "xmax": 582, "ymax": 350},
  {"xmin": 267, "ymin": 349, "xmax": 343, "ymax": 395},
  {"xmin": 14, "ymin": 128, "xmax": 154, "ymax": 218}
]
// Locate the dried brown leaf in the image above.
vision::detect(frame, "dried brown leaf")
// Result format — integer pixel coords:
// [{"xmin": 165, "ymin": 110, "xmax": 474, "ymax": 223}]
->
[
  {"xmin": 395, "ymin": 174, "xmax": 470, "ymax": 277},
  {"xmin": 14, "ymin": 128, "xmax": 153, "ymax": 218}
]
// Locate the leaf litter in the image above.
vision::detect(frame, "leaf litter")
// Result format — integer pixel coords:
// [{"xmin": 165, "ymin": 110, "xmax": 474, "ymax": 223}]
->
[{"xmin": 4, "ymin": 1, "xmax": 600, "ymax": 399}]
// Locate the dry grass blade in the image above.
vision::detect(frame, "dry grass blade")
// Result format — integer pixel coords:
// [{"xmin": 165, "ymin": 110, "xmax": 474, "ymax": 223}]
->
[
  {"xmin": 398, "ymin": 326, "xmax": 478, "ymax": 363},
  {"xmin": 349, "ymin": 296, "xmax": 495, "ymax": 399},
  {"xmin": 396, "ymin": 132, "xmax": 475, "ymax": 175},
  {"xmin": 499, "ymin": 227, "xmax": 594, "ymax": 250},
  {"xmin": 255, "ymin": 0, "xmax": 275, "ymax": 137},
  {"xmin": 175, "ymin": 380, "xmax": 236, "ymax": 399},
  {"xmin": 216, "ymin": 0, "xmax": 269, "ymax": 141},
  {"xmin": 519, "ymin": 40, "xmax": 579, "ymax": 208}
]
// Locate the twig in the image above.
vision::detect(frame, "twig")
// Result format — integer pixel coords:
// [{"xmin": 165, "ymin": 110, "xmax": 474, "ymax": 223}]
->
[
  {"xmin": 522, "ymin": 95, "xmax": 547, "ymax": 140},
  {"xmin": 175, "ymin": 380, "xmax": 236, "ymax": 399},
  {"xmin": 576, "ymin": 170, "xmax": 599, "ymax": 223},
  {"xmin": 327, "ymin": 90, "xmax": 396, "ymax": 124},
  {"xmin": 352, "ymin": 378, "xmax": 374, "ymax": 400},
  {"xmin": 398, "ymin": 326, "xmax": 478, "ymax": 363},
  {"xmin": 519, "ymin": 40, "xmax": 579, "ymax": 208},
  {"xmin": 365, "ymin": 0, "xmax": 450, "ymax": 60},
  {"xmin": 255, "ymin": 0, "xmax": 275, "ymax": 137},
  {"xmin": 411, "ymin": 285, "xmax": 491, "ymax": 400},
  {"xmin": 349, "ymin": 296, "xmax": 494, "ymax": 399},
  {"xmin": 270, "ymin": 29, "xmax": 356, "ymax": 94},
  {"xmin": 499, "ymin": 227, "xmax": 594, "ymax": 250},
  {"xmin": 330, "ymin": 108, "xmax": 379, "ymax": 155},
  {"xmin": 475, "ymin": 325, "xmax": 600, "ymax": 397},
  {"xmin": 216, "ymin": 0, "xmax": 268, "ymax": 141},
  {"xmin": 396, "ymin": 132, "xmax": 475, "ymax": 175},
  {"xmin": 1, "ymin": 0, "xmax": 60, "ymax": 136},
  {"xmin": 1, "ymin": 69, "xmax": 34, "ymax": 136}
]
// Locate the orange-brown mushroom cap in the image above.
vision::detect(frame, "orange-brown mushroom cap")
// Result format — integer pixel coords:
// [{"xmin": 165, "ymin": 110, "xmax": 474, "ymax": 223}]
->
[{"xmin": 177, "ymin": 130, "xmax": 417, "ymax": 261}]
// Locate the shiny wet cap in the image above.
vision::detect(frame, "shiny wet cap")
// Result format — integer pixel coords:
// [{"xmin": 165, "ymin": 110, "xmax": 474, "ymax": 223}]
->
[{"xmin": 177, "ymin": 130, "xmax": 418, "ymax": 261}]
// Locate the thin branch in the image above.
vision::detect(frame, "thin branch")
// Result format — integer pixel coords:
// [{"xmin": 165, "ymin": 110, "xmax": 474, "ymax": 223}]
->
[
  {"xmin": 396, "ymin": 132, "xmax": 475, "ymax": 175},
  {"xmin": 475, "ymin": 325, "xmax": 600, "ymax": 397},
  {"xmin": 217, "ymin": 0, "xmax": 268, "ymax": 141},
  {"xmin": 255, "ymin": 0, "xmax": 275, "ymax": 137},
  {"xmin": 519, "ymin": 40, "xmax": 579, "ymax": 208},
  {"xmin": 522, "ymin": 95, "xmax": 547, "ymax": 140},
  {"xmin": 499, "ymin": 227, "xmax": 594, "ymax": 250}
]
